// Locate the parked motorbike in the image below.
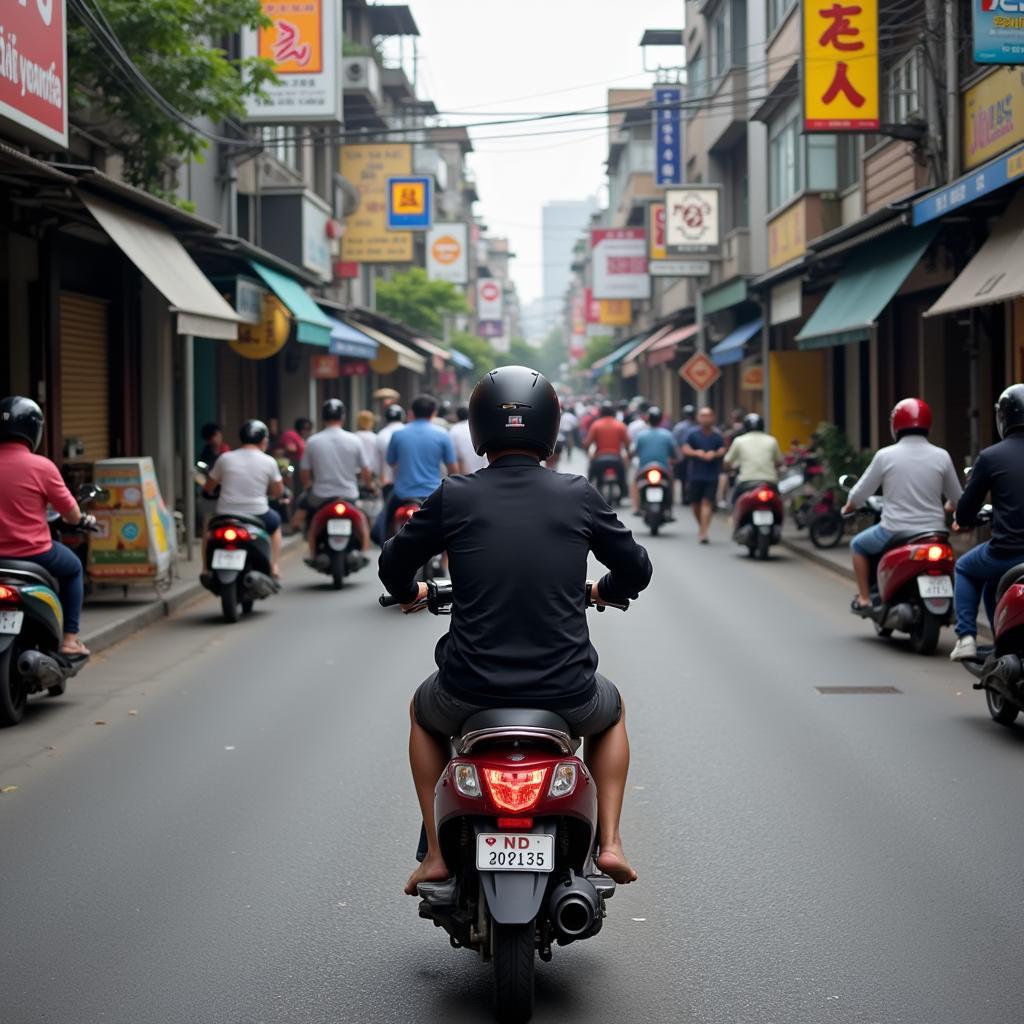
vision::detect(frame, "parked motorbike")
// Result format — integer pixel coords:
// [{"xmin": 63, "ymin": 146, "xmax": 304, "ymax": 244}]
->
[
  {"xmin": 392, "ymin": 497, "xmax": 444, "ymax": 581},
  {"xmin": 732, "ymin": 483, "xmax": 783, "ymax": 559},
  {"xmin": 306, "ymin": 499, "xmax": 368, "ymax": 589},
  {"xmin": 841, "ymin": 475, "xmax": 954, "ymax": 655},
  {"xmin": 0, "ymin": 511, "xmax": 100, "ymax": 726},
  {"xmin": 380, "ymin": 579, "xmax": 626, "ymax": 1024},
  {"xmin": 637, "ymin": 464, "xmax": 669, "ymax": 536},
  {"xmin": 780, "ymin": 453, "xmax": 843, "ymax": 549}
]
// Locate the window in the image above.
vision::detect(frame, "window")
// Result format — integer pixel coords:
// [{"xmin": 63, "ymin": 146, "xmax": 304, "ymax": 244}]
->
[
  {"xmin": 886, "ymin": 49, "xmax": 922, "ymax": 123},
  {"xmin": 838, "ymin": 135, "xmax": 862, "ymax": 191},
  {"xmin": 768, "ymin": 103, "xmax": 801, "ymax": 210},
  {"xmin": 685, "ymin": 48, "xmax": 707, "ymax": 119},
  {"xmin": 712, "ymin": 5, "xmax": 731, "ymax": 79},
  {"xmin": 768, "ymin": 0, "xmax": 797, "ymax": 35},
  {"xmin": 261, "ymin": 125, "xmax": 301, "ymax": 172}
]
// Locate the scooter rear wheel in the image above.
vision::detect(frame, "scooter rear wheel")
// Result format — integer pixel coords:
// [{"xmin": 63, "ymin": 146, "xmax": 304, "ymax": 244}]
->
[
  {"xmin": 221, "ymin": 582, "xmax": 242, "ymax": 624},
  {"xmin": 910, "ymin": 610, "xmax": 942, "ymax": 655},
  {"xmin": 493, "ymin": 922, "xmax": 535, "ymax": 1023},
  {"xmin": 330, "ymin": 552, "xmax": 345, "ymax": 590},
  {"xmin": 755, "ymin": 531, "xmax": 771, "ymax": 560},
  {"xmin": 986, "ymin": 688, "xmax": 1020, "ymax": 726},
  {"xmin": 0, "ymin": 645, "xmax": 26, "ymax": 726}
]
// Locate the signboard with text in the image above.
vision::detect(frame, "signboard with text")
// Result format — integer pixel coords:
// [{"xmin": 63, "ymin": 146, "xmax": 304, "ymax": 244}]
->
[
  {"xmin": 339, "ymin": 144, "xmax": 413, "ymax": 262},
  {"xmin": 913, "ymin": 141, "xmax": 1024, "ymax": 225},
  {"xmin": 591, "ymin": 228, "xmax": 649, "ymax": 300},
  {"xmin": 665, "ymin": 188, "xmax": 721, "ymax": 256},
  {"xmin": 477, "ymin": 279, "xmax": 503, "ymax": 321},
  {"xmin": 963, "ymin": 67, "xmax": 1024, "ymax": 170},
  {"xmin": 973, "ymin": 0, "xmax": 1024, "ymax": 65},
  {"xmin": 387, "ymin": 175, "xmax": 432, "ymax": 230},
  {"xmin": 654, "ymin": 86, "xmax": 683, "ymax": 186},
  {"xmin": 426, "ymin": 223, "xmax": 468, "ymax": 283},
  {"xmin": 0, "ymin": 0, "xmax": 67, "ymax": 148},
  {"xmin": 803, "ymin": 0, "xmax": 879, "ymax": 131}
]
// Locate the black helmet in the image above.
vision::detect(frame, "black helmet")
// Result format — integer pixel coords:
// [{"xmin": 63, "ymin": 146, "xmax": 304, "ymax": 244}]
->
[
  {"xmin": 469, "ymin": 365, "xmax": 560, "ymax": 458},
  {"xmin": 239, "ymin": 419, "xmax": 269, "ymax": 445},
  {"xmin": 647, "ymin": 405, "xmax": 664, "ymax": 426},
  {"xmin": 996, "ymin": 384, "xmax": 1024, "ymax": 438},
  {"xmin": 385, "ymin": 403, "xmax": 405, "ymax": 423},
  {"xmin": 599, "ymin": 401, "xmax": 615, "ymax": 418},
  {"xmin": 0, "ymin": 395, "xmax": 44, "ymax": 451},
  {"xmin": 743, "ymin": 413, "xmax": 765, "ymax": 432},
  {"xmin": 682, "ymin": 404, "xmax": 696, "ymax": 418},
  {"xmin": 322, "ymin": 398, "xmax": 345, "ymax": 422}
]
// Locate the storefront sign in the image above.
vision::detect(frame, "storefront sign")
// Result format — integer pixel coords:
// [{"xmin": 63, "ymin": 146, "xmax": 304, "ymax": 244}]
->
[
  {"xmin": 572, "ymin": 292, "xmax": 586, "ymax": 335},
  {"xmin": 242, "ymin": 0, "xmax": 342, "ymax": 123},
  {"xmin": 334, "ymin": 260, "xmax": 359, "ymax": 279},
  {"xmin": 0, "ymin": 0, "xmax": 67, "ymax": 148},
  {"xmin": 654, "ymin": 86, "xmax": 683, "ymax": 186},
  {"xmin": 302, "ymin": 195, "xmax": 332, "ymax": 280},
  {"xmin": 664, "ymin": 188, "xmax": 721, "ymax": 255},
  {"xmin": 741, "ymin": 365, "xmax": 765, "ymax": 391},
  {"xmin": 234, "ymin": 278, "xmax": 266, "ymax": 324},
  {"xmin": 650, "ymin": 260, "xmax": 711, "ymax": 277},
  {"xmin": 311, "ymin": 354, "xmax": 340, "ymax": 378},
  {"xmin": 647, "ymin": 202, "xmax": 668, "ymax": 260},
  {"xmin": 767, "ymin": 202, "xmax": 807, "ymax": 269},
  {"xmin": 426, "ymin": 223, "xmax": 468, "ymax": 283},
  {"xmin": 591, "ymin": 228, "xmax": 649, "ymax": 299},
  {"xmin": 973, "ymin": 0, "xmax": 1024, "ymax": 65},
  {"xmin": 339, "ymin": 144, "xmax": 414, "ymax": 263},
  {"xmin": 338, "ymin": 360, "xmax": 369, "ymax": 376},
  {"xmin": 387, "ymin": 175, "xmax": 432, "ymax": 230},
  {"xmin": 803, "ymin": 0, "xmax": 880, "ymax": 131},
  {"xmin": 913, "ymin": 140, "xmax": 1024, "ymax": 224},
  {"xmin": 477, "ymin": 279, "xmax": 503, "ymax": 321},
  {"xmin": 230, "ymin": 293, "xmax": 291, "ymax": 359},
  {"xmin": 770, "ymin": 277, "xmax": 803, "ymax": 325},
  {"xmin": 478, "ymin": 320, "xmax": 503, "ymax": 339},
  {"xmin": 963, "ymin": 67, "xmax": 1024, "ymax": 170},
  {"xmin": 599, "ymin": 300, "xmax": 631, "ymax": 326}
]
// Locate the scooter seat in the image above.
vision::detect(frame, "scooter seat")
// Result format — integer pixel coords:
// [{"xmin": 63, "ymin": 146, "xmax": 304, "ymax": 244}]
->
[
  {"xmin": 879, "ymin": 530, "xmax": 949, "ymax": 555},
  {"xmin": 0, "ymin": 559, "xmax": 60, "ymax": 592},
  {"xmin": 209, "ymin": 513, "xmax": 268, "ymax": 532},
  {"xmin": 996, "ymin": 563, "xmax": 1024, "ymax": 604},
  {"xmin": 456, "ymin": 708, "xmax": 578, "ymax": 753}
]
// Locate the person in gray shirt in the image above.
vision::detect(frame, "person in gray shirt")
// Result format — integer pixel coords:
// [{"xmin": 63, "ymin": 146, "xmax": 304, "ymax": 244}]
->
[
  {"xmin": 294, "ymin": 399, "xmax": 372, "ymax": 558},
  {"xmin": 842, "ymin": 398, "xmax": 961, "ymax": 611}
]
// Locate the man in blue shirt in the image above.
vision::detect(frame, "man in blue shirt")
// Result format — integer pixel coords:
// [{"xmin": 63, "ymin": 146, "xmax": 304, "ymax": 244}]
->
[
  {"xmin": 682, "ymin": 407, "xmax": 726, "ymax": 544},
  {"xmin": 632, "ymin": 407, "xmax": 677, "ymax": 515},
  {"xmin": 385, "ymin": 394, "xmax": 458, "ymax": 536}
]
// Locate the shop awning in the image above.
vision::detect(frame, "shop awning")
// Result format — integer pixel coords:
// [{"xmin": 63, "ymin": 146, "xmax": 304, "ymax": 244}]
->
[
  {"xmin": 795, "ymin": 224, "xmax": 939, "ymax": 350},
  {"xmin": 321, "ymin": 313, "xmax": 379, "ymax": 360},
  {"xmin": 710, "ymin": 319, "xmax": 763, "ymax": 367},
  {"xmin": 81, "ymin": 193, "xmax": 240, "ymax": 341},
  {"xmin": 646, "ymin": 323, "xmax": 699, "ymax": 367},
  {"xmin": 450, "ymin": 349, "xmax": 475, "ymax": 371},
  {"xmin": 925, "ymin": 192, "xmax": 1024, "ymax": 319},
  {"xmin": 591, "ymin": 335, "xmax": 645, "ymax": 378},
  {"xmin": 620, "ymin": 324, "xmax": 675, "ymax": 376},
  {"xmin": 352, "ymin": 321, "xmax": 427, "ymax": 374},
  {"xmin": 414, "ymin": 337, "xmax": 452, "ymax": 372},
  {"xmin": 248, "ymin": 260, "xmax": 333, "ymax": 346}
]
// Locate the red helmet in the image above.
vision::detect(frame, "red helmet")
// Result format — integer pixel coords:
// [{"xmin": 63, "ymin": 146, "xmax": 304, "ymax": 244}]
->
[{"xmin": 890, "ymin": 398, "xmax": 932, "ymax": 440}]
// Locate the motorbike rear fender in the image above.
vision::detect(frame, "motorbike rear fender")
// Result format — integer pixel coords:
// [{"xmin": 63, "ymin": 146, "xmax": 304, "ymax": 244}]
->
[
  {"xmin": 0, "ymin": 634, "xmax": 15, "ymax": 657},
  {"xmin": 477, "ymin": 820, "xmax": 559, "ymax": 926},
  {"xmin": 214, "ymin": 569, "xmax": 241, "ymax": 585}
]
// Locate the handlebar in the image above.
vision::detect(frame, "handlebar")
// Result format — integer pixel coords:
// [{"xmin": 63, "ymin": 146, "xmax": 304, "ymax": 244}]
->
[{"xmin": 379, "ymin": 579, "xmax": 629, "ymax": 614}]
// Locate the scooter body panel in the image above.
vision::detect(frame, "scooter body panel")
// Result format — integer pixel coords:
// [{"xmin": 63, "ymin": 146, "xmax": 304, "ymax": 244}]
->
[{"xmin": 876, "ymin": 538, "xmax": 953, "ymax": 605}]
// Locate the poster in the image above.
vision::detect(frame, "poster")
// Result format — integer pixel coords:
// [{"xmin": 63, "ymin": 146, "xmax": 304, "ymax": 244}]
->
[
  {"xmin": 590, "ymin": 228, "xmax": 649, "ymax": 300},
  {"xmin": 340, "ymin": 144, "xmax": 414, "ymax": 263}
]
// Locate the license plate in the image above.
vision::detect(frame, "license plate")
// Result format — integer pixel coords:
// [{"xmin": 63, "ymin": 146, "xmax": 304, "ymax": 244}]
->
[
  {"xmin": 211, "ymin": 548, "xmax": 247, "ymax": 571},
  {"xmin": 645, "ymin": 487, "xmax": 664, "ymax": 503},
  {"xmin": 918, "ymin": 575, "xmax": 953, "ymax": 598},
  {"xmin": 327, "ymin": 518, "xmax": 353, "ymax": 537},
  {"xmin": 0, "ymin": 610, "xmax": 24, "ymax": 635},
  {"xmin": 476, "ymin": 833, "xmax": 554, "ymax": 873},
  {"xmin": 752, "ymin": 510, "xmax": 774, "ymax": 526}
]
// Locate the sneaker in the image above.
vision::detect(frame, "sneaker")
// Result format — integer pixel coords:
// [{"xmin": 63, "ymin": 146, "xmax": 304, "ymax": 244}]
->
[{"xmin": 950, "ymin": 635, "xmax": 977, "ymax": 662}]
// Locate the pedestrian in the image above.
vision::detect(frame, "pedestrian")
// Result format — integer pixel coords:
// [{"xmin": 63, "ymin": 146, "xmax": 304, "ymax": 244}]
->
[
  {"xmin": 449, "ymin": 405, "xmax": 488, "ymax": 474},
  {"xmin": 355, "ymin": 410, "xmax": 383, "ymax": 484},
  {"xmin": 278, "ymin": 417, "xmax": 313, "ymax": 466},
  {"xmin": 560, "ymin": 404, "xmax": 580, "ymax": 457},
  {"xmin": 682, "ymin": 407, "xmax": 726, "ymax": 543},
  {"xmin": 672, "ymin": 405, "xmax": 696, "ymax": 504},
  {"xmin": 198, "ymin": 422, "xmax": 230, "ymax": 468},
  {"xmin": 376, "ymin": 404, "xmax": 406, "ymax": 500}
]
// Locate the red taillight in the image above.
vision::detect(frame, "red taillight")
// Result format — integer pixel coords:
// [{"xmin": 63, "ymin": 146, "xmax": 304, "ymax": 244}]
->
[
  {"xmin": 912, "ymin": 544, "xmax": 952, "ymax": 562},
  {"xmin": 333, "ymin": 502, "xmax": 347, "ymax": 515},
  {"xmin": 756, "ymin": 488, "xmax": 774, "ymax": 502},
  {"xmin": 0, "ymin": 585, "xmax": 20, "ymax": 605},
  {"xmin": 646, "ymin": 468, "xmax": 663, "ymax": 484},
  {"xmin": 496, "ymin": 817, "xmax": 534, "ymax": 830},
  {"xmin": 213, "ymin": 525, "xmax": 251, "ymax": 543},
  {"xmin": 395, "ymin": 505, "xmax": 418, "ymax": 523},
  {"xmin": 483, "ymin": 768, "xmax": 548, "ymax": 813}
]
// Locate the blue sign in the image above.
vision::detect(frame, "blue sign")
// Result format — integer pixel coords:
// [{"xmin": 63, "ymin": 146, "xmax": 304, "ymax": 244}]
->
[
  {"xmin": 386, "ymin": 176, "xmax": 433, "ymax": 230},
  {"xmin": 913, "ymin": 142, "xmax": 1024, "ymax": 225},
  {"xmin": 973, "ymin": 1, "xmax": 1024, "ymax": 65},
  {"xmin": 654, "ymin": 87, "xmax": 683, "ymax": 187}
]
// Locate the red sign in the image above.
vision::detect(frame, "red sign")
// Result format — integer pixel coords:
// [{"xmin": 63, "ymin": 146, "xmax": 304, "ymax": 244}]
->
[
  {"xmin": 584, "ymin": 288, "xmax": 601, "ymax": 324},
  {"xmin": 312, "ymin": 354, "xmax": 340, "ymax": 379},
  {"xmin": 480, "ymin": 281, "xmax": 500, "ymax": 302},
  {"xmin": 679, "ymin": 352, "xmax": 722, "ymax": 391},
  {"xmin": 334, "ymin": 261, "xmax": 359, "ymax": 279},
  {"xmin": 339, "ymin": 361, "xmax": 369, "ymax": 377},
  {"xmin": 0, "ymin": 0, "xmax": 68, "ymax": 149}
]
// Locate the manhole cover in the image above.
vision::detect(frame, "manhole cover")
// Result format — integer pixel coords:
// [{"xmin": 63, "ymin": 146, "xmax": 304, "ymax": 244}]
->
[{"xmin": 815, "ymin": 686, "xmax": 902, "ymax": 695}]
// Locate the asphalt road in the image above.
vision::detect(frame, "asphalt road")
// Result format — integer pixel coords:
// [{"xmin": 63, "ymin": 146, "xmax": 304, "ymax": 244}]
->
[{"xmin": 3, "ymin": 482, "xmax": 1024, "ymax": 1024}]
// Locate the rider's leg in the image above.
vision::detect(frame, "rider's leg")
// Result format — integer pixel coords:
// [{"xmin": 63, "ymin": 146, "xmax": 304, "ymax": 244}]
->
[
  {"xmin": 405, "ymin": 699, "xmax": 451, "ymax": 894},
  {"xmin": 586, "ymin": 698, "xmax": 636, "ymax": 884}
]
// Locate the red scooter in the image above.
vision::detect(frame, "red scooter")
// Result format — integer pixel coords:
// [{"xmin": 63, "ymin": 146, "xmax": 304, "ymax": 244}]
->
[
  {"xmin": 392, "ymin": 498, "xmax": 444, "ymax": 581},
  {"xmin": 637, "ymin": 463, "xmax": 669, "ymax": 536},
  {"xmin": 380, "ymin": 579, "xmax": 625, "ymax": 1023},
  {"xmin": 306, "ymin": 499, "xmax": 368, "ymax": 590},
  {"xmin": 732, "ymin": 483, "xmax": 784, "ymax": 559}
]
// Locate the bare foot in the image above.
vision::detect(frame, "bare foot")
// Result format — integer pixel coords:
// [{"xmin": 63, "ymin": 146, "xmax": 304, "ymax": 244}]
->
[
  {"xmin": 404, "ymin": 855, "xmax": 450, "ymax": 896},
  {"xmin": 61, "ymin": 639, "xmax": 90, "ymax": 657},
  {"xmin": 596, "ymin": 845, "xmax": 638, "ymax": 884}
]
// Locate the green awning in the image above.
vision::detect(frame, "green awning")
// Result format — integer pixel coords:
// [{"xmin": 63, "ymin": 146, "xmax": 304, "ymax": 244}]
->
[
  {"xmin": 795, "ymin": 224, "xmax": 939, "ymax": 350},
  {"xmin": 703, "ymin": 278, "xmax": 747, "ymax": 315},
  {"xmin": 248, "ymin": 260, "xmax": 333, "ymax": 347}
]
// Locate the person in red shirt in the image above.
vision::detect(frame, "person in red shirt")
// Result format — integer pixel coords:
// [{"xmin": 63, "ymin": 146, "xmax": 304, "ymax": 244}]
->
[
  {"xmin": 0, "ymin": 397, "xmax": 92, "ymax": 655},
  {"xmin": 584, "ymin": 401, "xmax": 630, "ymax": 497},
  {"xmin": 278, "ymin": 417, "xmax": 312, "ymax": 465}
]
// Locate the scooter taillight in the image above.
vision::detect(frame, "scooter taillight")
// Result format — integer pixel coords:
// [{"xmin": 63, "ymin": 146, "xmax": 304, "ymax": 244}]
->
[
  {"xmin": 213, "ymin": 526, "xmax": 251, "ymax": 543},
  {"xmin": 912, "ymin": 543, "xmax": 952, "ymax": 562},
  {"xmin": 333, "ymin": 502, "xmax": 348, "ymax": 516},
  {"xmin": 756, "ymin": 488, "xmax": 774, "ymax": 503},
  {"xmin": 395, "ymin": 505, "xmax": 418, "ymax": 524},
  {"xmin": 497, "ymin": 817, "xmax": 534, "ymax": 829},
  {"xmin": 0, "ymin": 584, "xmax": 20, "ymax": 605},
  {"xmin": 483, "ymin": 768, "xmax": 548, "ymax": 812},
  {"xmin": 646, "ymin": 468, "xmax": 663, "ymax": 484}
]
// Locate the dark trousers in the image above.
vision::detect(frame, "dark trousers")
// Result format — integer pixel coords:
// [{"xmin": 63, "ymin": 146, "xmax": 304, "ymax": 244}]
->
[{"xmin": 21, "ymin": 542, "xmax": 84, "ymax": 634}]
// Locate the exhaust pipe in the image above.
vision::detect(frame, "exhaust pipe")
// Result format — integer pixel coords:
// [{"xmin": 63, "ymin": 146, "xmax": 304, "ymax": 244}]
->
[
  {"xmin": 548, "ymin": 871, "xmax": 601, "ymax": 943},
  {"xmin": 883, "ymin": 602, "xmax": 917, "ymax": 632},
  {"xmin": 242, "ymin": 571, "xmax": 279, "ymax": 599},
  {"xmin": 18, "ymin": 650, "xmax": 65, "ymax": 688}
]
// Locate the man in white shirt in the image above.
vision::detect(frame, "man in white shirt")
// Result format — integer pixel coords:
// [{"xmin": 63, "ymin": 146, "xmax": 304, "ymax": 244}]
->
[
  {"xmin": 559, "ymin": 406, "xmax": 579, "ymax": 457},
  {"xmin": 295, "ymin": 399, "xmax": 372, "ymax": 557},
  {"xmin": 376, "ymin": 404, "xmax": 406, "ymax": 495},
  {"xmin": 449, "ymin": 405, "xmax": 488, "ymax": 474}
]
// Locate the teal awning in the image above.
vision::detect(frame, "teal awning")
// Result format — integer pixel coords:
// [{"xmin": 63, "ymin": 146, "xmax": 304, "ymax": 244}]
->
[
  {"xmin": 590, "ymin": 333, "xmax": 646, "ymax": 379},
  {"xmin": 795, "ymin": 224, "xmax": 939, "ymax": 350},
  {"xmin": 710, "ymin": 318, "xmax": 763, "ymax": 366},
  {"xmin": 248, "ymin": 260, "xmax": 333, "ymax": 347}
]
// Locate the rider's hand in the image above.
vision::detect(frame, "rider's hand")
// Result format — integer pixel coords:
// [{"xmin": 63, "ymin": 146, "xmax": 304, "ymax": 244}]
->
[
  {"xmin": 80, "ymin": 514, "xmax": 98, "ymax": 530},
  {"xmin": 590, "ymin": 581, "xmax": 607, "ymax": 608},
  {"xmin": 401, "ymin": 582, "xmax": 429, "ymax": 613},
  {"xmin": 841, "ymin": 501, "xmax": 855, "ymax": 516},
  {"xmin": 952, "ymin": 519, "xmax": 961, "ymax": 533}
]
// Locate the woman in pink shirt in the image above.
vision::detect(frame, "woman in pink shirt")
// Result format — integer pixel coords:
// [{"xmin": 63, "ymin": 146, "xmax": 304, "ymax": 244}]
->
[{"xmin": 0, "ymin": 397, "xmax": 91, "ymax": 655}]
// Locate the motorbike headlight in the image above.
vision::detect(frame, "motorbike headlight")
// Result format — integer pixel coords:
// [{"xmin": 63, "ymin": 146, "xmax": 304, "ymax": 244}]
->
[
  {"xmin": 452, "ymin": 763, "xmax": 481, "ymax": 798},
  {"xmin": 548, "ymin": 762, "xmax": 578, "ymax": 798}
]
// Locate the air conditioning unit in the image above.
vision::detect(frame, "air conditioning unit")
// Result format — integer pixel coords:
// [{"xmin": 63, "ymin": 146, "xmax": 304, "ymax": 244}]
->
[{"xmin": 343, "ymin": 57, "xmax": 383, "ymax": 106}]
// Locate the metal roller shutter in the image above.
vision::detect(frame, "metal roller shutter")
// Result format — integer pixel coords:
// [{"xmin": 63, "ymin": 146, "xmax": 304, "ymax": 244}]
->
[{"xmin": 60, "ymin": 293, "xmax": 110, "ymax": 463}]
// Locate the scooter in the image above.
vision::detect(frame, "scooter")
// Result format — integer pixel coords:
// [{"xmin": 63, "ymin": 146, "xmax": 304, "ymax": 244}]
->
[
  {"xmin": 637, "ymin": 463, "xmax": 669, "ymax": 536},
  {"xmin": 392, "ymin": 497, "xmax": 444, "ymax": 581},
  {"xmin": 732, "ymin": 483, "xmax": 784, "ymax": 559},
  {"xmin": 0, "ymin": 514, "xmax": 100, "ymax": 726},
  {"xmin": 590, "ymin": 455, "xmax": 624, "ymax": 508},
  {"xmin": 306, "ymin": 498, "xmax": 369, "ymax": 590},
  {"xmin": 380, "ymin": 579, "xmax": 626, "ymax": 1024}
]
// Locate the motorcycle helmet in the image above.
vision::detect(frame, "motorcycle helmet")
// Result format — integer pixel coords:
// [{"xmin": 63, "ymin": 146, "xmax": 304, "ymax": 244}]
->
[
  {"xmin": 385, "ymin": 404, "xmax": 406, "ymax": 423},
  {"xmin": 647, "ymin": 405, "xmax": 664, "ymax": 427},
  {"xmin": 0, "ymin": 395, "xmax": 44, "ymax": 451},
  {"xmin": 995, "ymin": 384, "xmax": 1024, "ymax": 438},
  {"xmin": 890, "ymin": 398, "xmax": 932, "ymax": 440},
  {"xmin": 322, "ymin": 398, "xmax": 345, "ymax": 422},
  {"xmin": 239, "ymin": 419, "xmax": 269, "ymax": 445},
  {"xmin": 681, "ymin": 404, "xmax": 696, "ymax": 419},
  {"xmin": 469, "ymin": 365, "xmax": 560, "ymax": 458},
  {"xmin": 743, "ymin": 413, "xmax": 765, "ymax": 432}
]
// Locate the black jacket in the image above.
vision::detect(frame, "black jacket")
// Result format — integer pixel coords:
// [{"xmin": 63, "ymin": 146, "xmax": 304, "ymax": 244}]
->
[
  {"xmin": 956, "ymin": 434, "xmax": 1024, "ymax": 557},
  {"xmin": 378, "ymin": 455, "xmax": 652, "ymax": 708}
]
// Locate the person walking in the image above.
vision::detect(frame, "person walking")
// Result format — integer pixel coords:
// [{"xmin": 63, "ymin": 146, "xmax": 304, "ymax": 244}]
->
[
  {"xmin": 681, "ymin": 407, "xmax": 726, "ymax": 544},
  {"xmin": 449, "ymin": 405, "xmax": 488, "ymax": 474}
]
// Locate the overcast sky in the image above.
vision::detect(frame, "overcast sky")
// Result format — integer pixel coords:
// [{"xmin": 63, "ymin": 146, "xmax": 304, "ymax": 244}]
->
[{"xmin": 408, "ymin": 0, "xmax": 685, "ymax": 311}]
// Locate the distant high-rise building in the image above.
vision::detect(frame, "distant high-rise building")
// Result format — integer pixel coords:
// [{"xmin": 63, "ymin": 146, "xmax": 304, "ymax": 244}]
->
[{"xmin": 542, "ymin": 198, "xmax": 598, "ymax": 332}]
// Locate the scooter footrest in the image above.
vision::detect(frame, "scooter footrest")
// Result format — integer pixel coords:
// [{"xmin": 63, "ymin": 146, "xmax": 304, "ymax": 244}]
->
[
  {"xmin": 587, "ymin": 874, "xmax": 616, "ymax": 900},
  {"xmin": 417, "ymin": 878, "xmax": 457, "ymax": 907}
]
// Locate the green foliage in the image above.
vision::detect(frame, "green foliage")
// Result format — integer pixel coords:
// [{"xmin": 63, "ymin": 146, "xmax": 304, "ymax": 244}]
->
[
  {"xmin": 68, "ymin": 0, "xmax": 276, "ymax": 199},
  {"xmin": 537, "ymin": 327, "xmax": 569, "ymax": 380},
  {"xmin": 494, "ymin": 338, "xmax": 538, "ymax": 368},
  {"xmin": 578, "ymin": 334, "xmax": 615, "ymax": 371},
  {"xmin": 814, "ymin": 422, "xmax": 872, "ymax": 486},
  {"xmin": 450, "ymin": 331, "xmax": 497, "ymax": 378},
  {"xmin": 374, "ymin": 269, "xmax": 469, "ymax": 337}
]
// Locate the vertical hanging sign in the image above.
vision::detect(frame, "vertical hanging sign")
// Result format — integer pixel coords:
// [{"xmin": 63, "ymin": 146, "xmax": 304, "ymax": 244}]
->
[
  {"xmin": 654, "ymin": 86, "xmax": 683, "ymax": 186},
  {"xmin": 803, "ymin": 0, "xmax": 880, "ymax": 132}
]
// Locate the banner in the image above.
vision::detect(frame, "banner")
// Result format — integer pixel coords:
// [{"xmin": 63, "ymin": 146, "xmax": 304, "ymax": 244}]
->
[
  {"xmin": 654, "ymin": 86, "xmax": 683, "ymax": 186},
  {"xmin": 803, "ymin": 0, "xmax": 879, "ymax": 131},
  {"xmin": 648, "ymin": 202, "xmax": 668, "ymax": 261},
  {"xmin": 665, "ymin": 188, "xmax": 721, "ymax": 255},
  {"xmin": 591, "ymin": 228, "xmax": 649, "ymax": 300},
  {"xmin": 340, "ymin": 144, "xmax": 414, "ymax": 263},
  {"xmin": 0, "ymin": 0, "xmax": 67, "ymax": 148},
  {"xmin": 427, "ymin": 223, "xmax": 469, "ymax": 283},
  {"xmin": 973, "ymin": 1, "xmax": 1024, "ymax": 65},
  {"xmin": 242, "ymin": 0, "xmax": 342, "ymax": 122},
  {"xmin": 477, "ymin": 279, "xmax": 503, "ymax": 321}
]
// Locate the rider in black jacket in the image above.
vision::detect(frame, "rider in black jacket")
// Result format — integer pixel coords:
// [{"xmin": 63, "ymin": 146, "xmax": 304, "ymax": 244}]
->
[{"xmin": 380, "ymin": 366, "xmax": 652, "ymax": 895}]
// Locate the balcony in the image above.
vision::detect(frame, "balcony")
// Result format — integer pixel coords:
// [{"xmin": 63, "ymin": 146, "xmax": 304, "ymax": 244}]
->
[
  {"xmin": 721, "ymin": 227, "xmax": 751, "ymax": 280},
  {"xmin": 766, "ymin": 193, "xmax": 842, "ymax": 270},
  {"xmin": 705, "ymin": 66, "xmax": 748, "ymax": 154}
]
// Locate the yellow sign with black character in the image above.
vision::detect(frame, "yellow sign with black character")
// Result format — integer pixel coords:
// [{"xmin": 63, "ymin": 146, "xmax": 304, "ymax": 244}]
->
[{"xmin": 230, "ymin": 294, "xmax": 291, "ymax": 360}]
